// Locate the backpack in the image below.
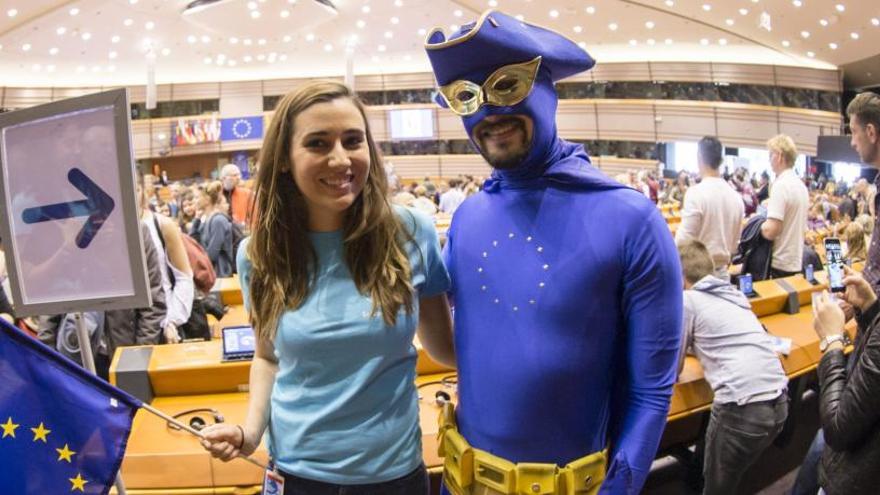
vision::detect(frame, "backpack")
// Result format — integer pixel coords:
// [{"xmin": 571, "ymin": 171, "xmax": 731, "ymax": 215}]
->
[
  {"xmin": 181, "ymin": 233, "xmax": 217, "ymax": 294},
  {"xmin": 226, "ymin": 214, "xmax": 245, "ymax": 272}
]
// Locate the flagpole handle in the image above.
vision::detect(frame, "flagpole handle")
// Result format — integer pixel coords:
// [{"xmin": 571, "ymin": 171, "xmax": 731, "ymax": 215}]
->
[
  {"xmin": 73, "ymin": 312, "xmax": 98, "ymax": 376},
  {"xmin": 140, "ymin": 403, "xmax": 268, "ymax": 470}
]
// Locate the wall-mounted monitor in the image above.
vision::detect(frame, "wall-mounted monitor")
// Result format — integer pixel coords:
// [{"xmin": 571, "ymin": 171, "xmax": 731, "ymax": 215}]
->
[{"xmin": 388, "ymin": 108, "xmax": 434, "ymax": 140}]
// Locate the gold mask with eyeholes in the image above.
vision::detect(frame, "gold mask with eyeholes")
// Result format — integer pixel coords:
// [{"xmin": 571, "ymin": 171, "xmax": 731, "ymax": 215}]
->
[{"xmin": 438, "ymin": 56, "xmax": 542, "ymax": 116}]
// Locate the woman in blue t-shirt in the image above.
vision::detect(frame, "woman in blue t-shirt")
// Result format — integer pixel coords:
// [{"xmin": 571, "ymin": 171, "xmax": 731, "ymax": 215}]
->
[{"xmin": 200, "ymin": 81, "xmax": 455, "ymax": 495}]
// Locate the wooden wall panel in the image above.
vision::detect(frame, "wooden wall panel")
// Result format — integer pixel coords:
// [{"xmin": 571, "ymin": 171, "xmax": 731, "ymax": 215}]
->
[
  {"xmin": 654, "ymin": 101, "xmax": 717, "ymax": 143},
  {"xmin": 775, "ymin": 66, "xmax": 841, "ymax": 92},
  {"xmin": 649, "ymin": 62, "xmax": 714, "ymax": 83},
  {"xmin": 587, "ymin": 63, "xmax": 653, "ymax": 82},
  {"xmin": 174, "ymin": 82, "xmax": 221, "ymax": 100},
  {"xmin": 593, "ymin": 100, "xmax": 656, "ymax": 141},
  {"xmin": 2, "ymin": 87, "xmax": 53, "ymax": 107},
  {"xmin": 556, "ymin": 102, "xmax": 599, "ymax": 140},
  {"xmin": 711, "ymin": 64, "xmax": 776, "ymax": 86},
  {"xmin": 219, "ymin": 80, "xmax": 263, "ymax": 98},
  {"xmin": 715, "ymin": 104, "xmax": 780, "ymax": 150}
]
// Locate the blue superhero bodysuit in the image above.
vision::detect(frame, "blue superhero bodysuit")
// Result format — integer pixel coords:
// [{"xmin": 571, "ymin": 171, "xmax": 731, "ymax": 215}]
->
[{"xmin": 426, "ymin": 11, "xmax": 683, "ymax": 494}]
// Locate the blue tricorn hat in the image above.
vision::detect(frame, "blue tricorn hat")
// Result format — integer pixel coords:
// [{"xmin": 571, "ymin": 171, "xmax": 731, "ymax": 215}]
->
[{"xmin": 424, "ymin": 10, "xmax": 595, "ymax": 89}]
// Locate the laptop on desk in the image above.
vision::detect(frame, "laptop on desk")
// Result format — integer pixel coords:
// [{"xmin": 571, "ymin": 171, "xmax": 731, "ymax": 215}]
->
[{"xmin": 221, "ymin": 325, "xmax": 256, "ymax": 362}]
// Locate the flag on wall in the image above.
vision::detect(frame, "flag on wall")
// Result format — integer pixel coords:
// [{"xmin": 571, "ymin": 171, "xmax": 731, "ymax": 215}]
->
[
  {"xmin": 220, "ymin": 116, "xmax": 264, "ymax": 141},
  {"xmin": 0, "ymin": 320, "xmax": 141, "ymax": 494}
]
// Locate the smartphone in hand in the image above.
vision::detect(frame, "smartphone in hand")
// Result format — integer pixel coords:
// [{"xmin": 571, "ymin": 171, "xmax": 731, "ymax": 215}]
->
[{"xmin": 824, "ymin": 237, "xmax": 846, "ymax": 293}]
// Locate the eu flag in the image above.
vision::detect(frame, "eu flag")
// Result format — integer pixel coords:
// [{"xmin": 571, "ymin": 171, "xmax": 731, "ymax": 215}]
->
[
  {"xmin": 220, "ymin": 116, "xmax": 264, "ymax": 141},
  {"xmin": 0, "ymin": 320, "xmax": 141, "ymax": 494}
]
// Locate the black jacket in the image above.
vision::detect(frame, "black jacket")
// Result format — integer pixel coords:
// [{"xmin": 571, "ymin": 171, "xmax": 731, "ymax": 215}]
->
[
  {"xmin": 732, "ymin": 215, "xmax": 773, "ymax": 281},
  {"xmin": 818, "ymin": 301, "xmax": 880, "ymax": 494}
]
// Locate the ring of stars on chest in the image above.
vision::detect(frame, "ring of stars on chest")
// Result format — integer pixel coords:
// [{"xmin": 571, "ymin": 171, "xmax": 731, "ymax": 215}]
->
[{"xmin": 473, "ymin": 232, "xmax": 550, "ymax": 313}]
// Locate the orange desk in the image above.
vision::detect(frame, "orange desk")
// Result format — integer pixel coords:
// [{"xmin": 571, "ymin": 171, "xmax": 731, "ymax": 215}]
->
[{"xmin": 212, "ymin": 275, "xmax": 243, "ymax": 306}]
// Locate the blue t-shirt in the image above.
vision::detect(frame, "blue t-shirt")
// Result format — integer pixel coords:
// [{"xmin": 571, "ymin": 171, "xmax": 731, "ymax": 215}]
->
[{"xmin": 237, "ymin": 205, "xmax": 449, "ymax": 484}]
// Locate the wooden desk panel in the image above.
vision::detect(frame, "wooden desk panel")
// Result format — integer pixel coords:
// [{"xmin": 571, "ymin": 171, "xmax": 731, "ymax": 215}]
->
[
  {"xmin": 749, "ymin": 279, "xmax": 789, "ymax": 317},
  {"xmin": 212, "ymin": 275, "xmax": 243, "ymax": 306}
]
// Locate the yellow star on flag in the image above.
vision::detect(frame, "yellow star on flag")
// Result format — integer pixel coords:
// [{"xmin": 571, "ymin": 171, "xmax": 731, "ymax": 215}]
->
[
  {"xmin": 69, "ymin": 473, "xmax": 88, "ymax": 492},
  {"xmin": 30, "ymin": 422, "xmax": 51, "ymax": 443},
  {"xmin": 56, "ymin": 443, "xmax": 76, "ymax": 463},
  {"xmin": 1, "ymin": 417, "xmax": 19, "ymax": 438}
]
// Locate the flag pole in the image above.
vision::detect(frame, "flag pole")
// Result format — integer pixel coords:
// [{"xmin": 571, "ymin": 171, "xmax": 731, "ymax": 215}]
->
[
  {"xmin": 74, "ymin": 313, "xmax": 128, "ymax": 495},
  {"xmin": 139, "ymin": 402, "xmax": 268, "ymax": 470}
]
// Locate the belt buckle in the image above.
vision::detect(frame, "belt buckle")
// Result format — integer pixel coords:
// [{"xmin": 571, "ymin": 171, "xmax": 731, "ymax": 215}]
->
[
  {"xmin": 473, "ymin": 449, "xmax": 516, "ymax": 494},
  {"xmin": 515, "ymin": 463, "xmax": 557, "ymax": 495}
]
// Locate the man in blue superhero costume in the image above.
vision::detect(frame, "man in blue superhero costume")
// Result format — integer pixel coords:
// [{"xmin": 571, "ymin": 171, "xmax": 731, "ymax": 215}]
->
[{"xmin": 425, "ymin": 11, "xmax": 683, "ymax": 495}]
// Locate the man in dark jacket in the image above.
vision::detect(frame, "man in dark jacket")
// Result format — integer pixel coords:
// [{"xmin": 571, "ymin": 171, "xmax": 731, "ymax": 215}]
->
[
  {"xmin": 38, "ymin": 222, "xmax": 166, "ymax": 380},
  {"xmin": 812, "ymin": 272, "xmax": 880, "ymax": 494}
]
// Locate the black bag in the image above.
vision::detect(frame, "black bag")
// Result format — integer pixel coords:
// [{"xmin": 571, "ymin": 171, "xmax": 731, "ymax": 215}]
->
[{"xmin": 153, "ymin": 215, "xmax": 211, "ymax": 341}]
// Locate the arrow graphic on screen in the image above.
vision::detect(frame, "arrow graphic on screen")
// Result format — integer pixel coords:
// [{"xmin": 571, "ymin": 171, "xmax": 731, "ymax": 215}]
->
[{"xmin": 21, "ymin": 168, "xmax": 115, "ymax": 249}]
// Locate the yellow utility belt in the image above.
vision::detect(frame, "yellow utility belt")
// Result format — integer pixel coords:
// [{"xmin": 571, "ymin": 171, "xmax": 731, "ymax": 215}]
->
[{"xmin": 437, "ymin": 403, "xmax": 607, "ymax": 495}]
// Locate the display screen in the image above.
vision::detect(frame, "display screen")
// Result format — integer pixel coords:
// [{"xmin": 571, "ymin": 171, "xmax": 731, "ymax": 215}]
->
[
  {"xmin": 739, "ymin": 273, "xmax": 753, "ymax": 296},
  {"xmin": 825, "ymin": 238, "xmax": 845, "ymax": 292},
  {"xmin": 222, "ymin": 326, "xmax": 255, "ymax": 358},
  {"xmin": 805, "ymin": 264, "xmax": 815, "ymax": 282},
  {"xmin": 388, "ymin": 108, "xmax": 434, "ymax": 140}
]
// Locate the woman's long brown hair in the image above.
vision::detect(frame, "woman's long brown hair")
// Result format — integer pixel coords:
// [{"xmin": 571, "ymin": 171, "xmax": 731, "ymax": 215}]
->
[{"xmin": 247, "ymin": 81, "xmax": 414, "ymax": 341}]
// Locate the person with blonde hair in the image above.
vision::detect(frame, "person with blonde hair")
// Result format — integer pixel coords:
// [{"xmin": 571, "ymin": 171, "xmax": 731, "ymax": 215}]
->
[
  {"xmin": 844, "ymin": 222, "xmax": 867, "ymax": 265},
  {"xmin": 199, "ymin": 81, "xmax": 454, "ymax": 493},
  {"xmin": 762, "ymin": 134, "xmax": 809, "ymax": 278}
]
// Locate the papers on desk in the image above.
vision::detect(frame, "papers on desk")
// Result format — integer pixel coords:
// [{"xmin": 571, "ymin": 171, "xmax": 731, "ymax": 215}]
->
[{"xmin": 768, "ymin": 335, "xmax": 793, "ymax": 356}]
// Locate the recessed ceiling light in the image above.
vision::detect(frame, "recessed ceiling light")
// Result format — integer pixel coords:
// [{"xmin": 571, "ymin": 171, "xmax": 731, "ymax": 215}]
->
[
  {"xmin": 851, "ymin": 32, "xmax": 859, "ymax": 39},
  {"xmin": 202, "ymin": 35, "xmax": 211, "ymax": 43},
  {"xmin": 109, "ymin": 50, "xmax": 118, "ymax": 59},
  {"xmin": 629, "ymin": 39, "xmax": 638, "ymax": 46},
  {"xmin": 573, "ymin": 25, "xmax": 583, "ymax": 33},
  {"xmin": 47, "ymin": 65, "xmax": 56, "ymax": 72},
  {"xmin": 872, "ymin": 18, "xmax": 879, "ymax": 26},
  {"xmin": 418, "ymin": 28, "xmax": 426, "ymax": 36},
  {"xmin": 162, "ymin": 48, "xmax": 171, "ymax": 56},
  {"xmin": 130, "ymin": 0, "xmax": 138, "ymax": 4},
  {"xmin": 385, "ymin": 30, "xmax": 393, "ymax": 38},
  {"xmin": 782, "ymin": 39, "xmax": 790, "ymax": 47},
  {"xmin": 739, "ymin": 8, "xmax": 748, "ymax": 15},
  {"xmin": 282, "ymin": 35, "xmax": 291, "ymax": 42},
  {"xmin": 488, "ymin": 0, "xmax": 497, "ymax": 7},
  {"xmin": 258, "ymin": 38, "xmax": 267, "ymax": 45},
  {"xmin": 700, "ymin": 38, "xmax": 709, "ymax": 45},
  {"xmin": 665, "ymin": 0, "xmax": 674, "ymax": 6},
  {"xmin": 835, "ymin": 4, "xmax": 845, "ymax": 12},
  {"xmin": 257, "ymin": 54, "xmax": 266, "ymax": 61},
  {"xmin": 111, "ymin": 35, "xmax": 121, "ymax": 43},
  {"xmin": 391, "ymin": 16, "xmax": 399, "ymax": 24},
  {"xmin": 702, "ymin": 4, "xmax": 711, "ymax": 12},
  {"xmin": 81, "ymin": 32, "xmax": 91, "ymax": 41},
  {"xmin": 56, "ymin": 27, "xmax": 66, "ymax": 35},
  {"xmin": 549, "ymin": 9, "xmax": 559, "ymax": 18},
  {"xmin": 378, "ymin": 44, "xmax": 387, "ymax": 52},
  {"xmin": 719, "ymin": 38, "xmax": 728, "ymax": 45},
  {"xmin": 230, "ymin": 36, "xmax": 240, "ymax": 44},
  {"xmin": 203, "ymin": 57, "xmax": 212, "ymax": 64},
  {"xmin": 450, "ymin": 24, "xmax": 459, "ymax": 31},
  {"xmin": 21, "ymin": 43, "xmax": 31, "ymax": 51},
  {"xmin": 361, "ymin": 5, "xmax": 370, "ymax": 13},
  {"xmin": 394, "ymin": 0, "xmax": 403, "ymax": 6},
  {"xmin": 243, "ymin": 37, "xmax": 252, "ymax": 45},
  {"xmin": 792, "ymin": 0, "xmax": 801, "ymax": 7},
  {"xmin": 819, "ymin": 19, "xmax": 828, "ymax": 26},
  {"xmin": 145, "ymin": 21, "xmax": 155, "ymax": 30},
  {"xmin": 356, "ymin": 19, "xmax": 366, "ymax": 28},
  {"xmin": 243, "ymin": 55, "xmax": 253, "ymax": 62},
  {"xmin": 279, "ymin": 54, "xmax": 287, "ymax": 61},
  {"xmin": 578, "ymin": 41, "xmax": 587, "ymax": 48},
  {"xmin": 187, "ymin": 35, "xmax": 197, "ymax": 43},
  {"xmin": 807, "ymin": 51, "xmax": 815, "ymax": 57},
  {"xmin": 77, "ymin": 66, "xmax": 85, "ymax": 73},
  {"xmin": 305, "ymin": 33, "xmax": 315, "ymax": 41},
  {"xmin": 801, "ymin": 31, "xmax": 810, "ymax": 38},
  {"xmin": 280, "ymin": 10, "xmax": 289, "ymax": 18},
  {"xmin": 228, "ymin": 60, "xmax": 237, "ymax": 67},
  {"xmin": 69, "ymin": 7, "xmax": 79, "ymax": 16},
  {"xmin": 645, "ymin": 21, "xmax": 655, "ymax": 29},
  {"xmin": 725, "ymin": 19, "xmax": 734, "ymax": 26},
  {"xmin": 7, "ymin": 8, "xmax": 17, "ymax": 17},
  {"xmin": 608, "ymin": 22, "xmax": 618, "ymax": 31},
  {"xmin": 829, "ymin": 42, "xmax": 838, "ymax": 49},
  {"xmin": 665, "ymin": 38, "xmax": 673, "ymax": 44},
  {"xmin": 454, "ymin": 10, "xmax": 462, "ymax": 17},
  {"xmin": 647, "ymin": 38, "xmax": 656, "ymax": 45},
  {"xmin": 123, "ymin": 18, "xmax": 133, "ymax": 27},
  {"xmin": 250, "ymin": 10, "xmax": 260, "ymax": 19},
  {"xmin": 324, "ymin": 43, "xmax": 333, "ymax": 51},
  {"xmin": 49, "ymin": 47, "xmax": 59, "ymax": 55},
  {"xmin": 586, "ymin": 6, "xmax": 596, "ymax": 14}
]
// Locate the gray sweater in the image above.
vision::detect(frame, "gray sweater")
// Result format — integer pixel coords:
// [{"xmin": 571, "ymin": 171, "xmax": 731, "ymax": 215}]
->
[{"xmin": 682, "ymin": 275, "xmax": 788, "ymax": 405}]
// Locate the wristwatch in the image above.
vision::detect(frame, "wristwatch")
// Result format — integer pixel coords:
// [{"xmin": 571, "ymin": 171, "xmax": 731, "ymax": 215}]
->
[{"xmin": 820, "ymin": 334, "xmax": 846, "ymax": 352}]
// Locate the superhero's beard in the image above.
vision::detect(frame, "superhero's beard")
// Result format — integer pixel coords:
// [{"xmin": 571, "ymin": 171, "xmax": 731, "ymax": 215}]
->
[{"xmin": 473, "ymin": 116, "xmax": 531, "ymax": 170}]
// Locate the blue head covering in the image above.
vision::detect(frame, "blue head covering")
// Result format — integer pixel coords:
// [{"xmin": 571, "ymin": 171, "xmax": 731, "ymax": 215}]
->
[{"xmin": 425, "ymin": 10, "xmax": 621, "ymax": 192}]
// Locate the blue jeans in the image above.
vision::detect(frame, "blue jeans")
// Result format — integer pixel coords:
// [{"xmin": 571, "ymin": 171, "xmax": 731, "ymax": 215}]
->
[
  {"xmin": 790, "ymin": 430, "xmax": 825, "ymax": 495},
  {"xmin": 280, "ymin": 465, "xmax": 428, "ymax": 495}
]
